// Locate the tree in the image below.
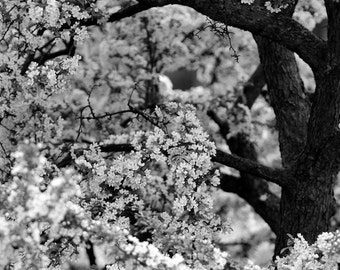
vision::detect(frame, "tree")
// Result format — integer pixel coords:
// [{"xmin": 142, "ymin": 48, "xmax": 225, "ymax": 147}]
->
[{"xmin": 1, "ymin": 0, "xmax": 340, "ymax": 269}]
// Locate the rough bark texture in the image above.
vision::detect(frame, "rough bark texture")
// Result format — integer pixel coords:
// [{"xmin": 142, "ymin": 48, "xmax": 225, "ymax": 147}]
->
[
  {"xmin": 276, "ymin": 167, "xmax": 337, "ymax": 256},
  {"xmin": 255, "ymin": 37, "xmax": 310, "ymax": 167},
  {"xmin": 213, "ymin": 149, "xmax": 289, "ymax": 186},
  {"xmin": 254, "ymin": 33, "xmax": 339, "ymax": 257}
]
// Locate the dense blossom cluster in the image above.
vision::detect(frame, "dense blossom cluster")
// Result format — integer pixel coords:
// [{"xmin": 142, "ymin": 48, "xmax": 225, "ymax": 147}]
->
[
  {"xmin": 73, "ymin": 103, "xmax": 229, "ymax": 268},
  {"xmin": 240, "ymin": 0, "xmax": 289, "ymax": 13},
  {"xmin": 275, "ymin": 232, "xmax": 340, "ymax": 270},
  {"xmin": 240, "ymin": 0, "xmax": 325, "ymax": 18},
  {"xmin": 0, "ymin": 103, "xmax": 231, "ymax": 269},
  {"xmin": 0, "ymin": 101, "xmax": 232, "ymax": 269},
  {"xmin": 294, "ymin": 0, "xmax": 326, "ymax": 31}
]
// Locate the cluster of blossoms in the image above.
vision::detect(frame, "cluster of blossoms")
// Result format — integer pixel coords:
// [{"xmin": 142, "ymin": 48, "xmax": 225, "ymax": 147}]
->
[
  {"xmin": 70, "ymin": 103, "xmax": 229, "ymax": 269},
  {"xmin": 26, "ymin": 55, "xmax": 82, "ymax": 92},
  {"xmin": 115, "ymin": 235, "xmax": 189, "ymax": 269},
  {"xmin": 0, "ymin": 4, "xmax": 244, "ymax": 268},
  {"xmin": 0, "ymin": 0, "xmax": 96, "ymax": 174},
  {"xmin": 0, "ymin": 143, "xmax": 84, "ymax": 268},
  {"xmin": 294, "ymin": 0, "xmax": 326, "ymax": 31},
  {"xmin": 239, "ymin": 231, "xmax": 340, "ymax": 270},
  {"xmin": 0, "ymin": 132, "xmax": 228, "ymax": 269},
  {"xmin": 240, "ymin": 0, "xmax": 289, "ymax": 13},
  {"xmin": 275, "ymin": 232, "xmax": 340, "ymax": 270},
  {"xmin": 240, "ymin": 0, "xmax": 255, "ymax": 4},
  {"xmin": 264, "ymin": 1, "xmax": 288, "ymax": 13}
]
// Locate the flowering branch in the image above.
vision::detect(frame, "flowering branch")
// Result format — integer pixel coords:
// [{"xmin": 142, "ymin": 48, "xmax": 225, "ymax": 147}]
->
[
  {"xmin": 57, "ymin": 143, "xmax": 134, "ymax": 167},
  {"xmin": 57, "ymin": 141, "xmax": 288, "ymax": 186},
  {"xmin": 21, "ymin": 36, "xmax": 76, "ymax": 75}
]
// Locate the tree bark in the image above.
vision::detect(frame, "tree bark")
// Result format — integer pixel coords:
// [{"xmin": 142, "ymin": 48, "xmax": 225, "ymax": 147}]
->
[
  {"xmin": 273, "ymin": 1, "xmax": 340, "ymax": 255},
  {"xmin": 254, "ymin": 38, "xmax": 339, "ymax": 256},
  {"xmin": 276, "ymin": 170, "xmax": 336, "ymax": 256},
  {"xmin": 255, "ymin": 37, "xmax": 310, "ymax": 167}
]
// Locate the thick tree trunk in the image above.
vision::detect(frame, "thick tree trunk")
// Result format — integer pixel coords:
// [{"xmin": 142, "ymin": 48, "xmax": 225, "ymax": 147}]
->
[
  {"xmin": 255, "ymin": 37, "xmax": 339, "ymax": 257},
  {"xmin": 275, "ymin": 173, "xmax": 336, "ymax": 256},
  {"xmin": 254, "ymin": 37, "xmax": 310, "ymax": 167},
  {"xmin": 272, "ymin": 70, "xmax": 340, "ymax": 256}
]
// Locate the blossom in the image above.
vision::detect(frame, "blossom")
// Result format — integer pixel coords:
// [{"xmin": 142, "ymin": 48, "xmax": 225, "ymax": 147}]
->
[
  {"xmin": 275, "ymin": 231, "xmax": 340, "ymax": 270},
  {"xmin": 264, "ymin": 1, "xmax": 288, "ymax": 13},
  {"xmin": 241, "ymin": 0, "xmax": 255, "ymax": 4},
  {"xmin": 45, "ymin": 0, "xmax": 60, "ymax": 27}
]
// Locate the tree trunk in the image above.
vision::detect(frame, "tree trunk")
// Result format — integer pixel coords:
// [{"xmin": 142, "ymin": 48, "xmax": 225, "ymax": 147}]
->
[
  {"xmin": 255, "ymin": 37, "xmax": 339, "ymax": 257},
  {"xmin": 273, "ymin": 70, "xmax": 340, "ymax": 256},
  {"xmin": 275, "ymin": 172, "xmax": 336, "ymax": 256}
]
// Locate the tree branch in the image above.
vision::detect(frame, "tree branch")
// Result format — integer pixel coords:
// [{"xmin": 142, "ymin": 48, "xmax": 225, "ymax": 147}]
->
[
  {"xmin": 57, "ymin": 143, "xmax": 134, "ymax": 167},
  {"xmin": 85, "ymin": 240, "xmax": 97, "ymax": 267},
  {"xmin": 139, "ymin": 0, "xmax": 326, "ymax": 71},
  {"xmin": 297, "ymin": 2, "xmax": 340, "ymax": 175},
  {"xmin": 68, "ymin": 0, "xmax": 327, "ymax": 71},
  {"xmin": 60, "ymin": 1, "xmax": 327, "ymax": 72},
  {"xmin": 58, "ymin": 141, "xmax": 288, "ymax": 187},
  {"xmin": 325, "ymin": 0, "xmax": 340, "ymax": 67},
  {"xmin": 83, "ymin": 3, "xmax": 151, "ymax": 26},
  {"xmin": 213, "ymin": 149, "xmax": 289, "ymax": 187},
  {"xmin": 243, "ymin": 64, "xmax": 266, "ymax": 109},
  {"xmin": 219, "ymin": 173, "xmax": 280, "ymax": 235}
]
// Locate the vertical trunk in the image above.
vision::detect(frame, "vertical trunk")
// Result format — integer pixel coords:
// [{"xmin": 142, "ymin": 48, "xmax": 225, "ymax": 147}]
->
[
  {"xmin": 274, "ymin": 71, "xmax": 340, "ymax": 255},
  {"xmin": 274, "ymin": 0, "xmax": 340, "ymax": 258},
  {"xmin": 255, "ymin": 38, "xmax": 339, "ymax": 257},
  {"xmin": 254, "ymin": 37, "xmax": 310, "ymax": 167},
  {"xmin": 275, "ymin": 172, "xmax": 336, "ymax": 256}
]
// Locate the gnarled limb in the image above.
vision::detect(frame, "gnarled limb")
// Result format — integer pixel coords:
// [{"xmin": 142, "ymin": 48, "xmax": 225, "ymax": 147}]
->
[
  {"xmin": 303, "ymin": 1, "xmax": 340, "ymax": 164},
  {"xmin": 243, "ymin": 64, "xmax": 266, "ymax": 109},
  {"xmin": 325, "ymin": 0, "xmax": 340, "ymax": 67},
  {"xmin": 220, "ymin": 173, "xmax": 280, "ymax": 235},
  {"xmin": 79, "ymin": 0, "xmax": 326, "ymax": 71},
  {"xmin": 213, "ymin": 150, "xmax": 289, "ymax": 187},
  {"xmin": 137, "ymin": 0, "xmax": 326, "ymax": 71}
]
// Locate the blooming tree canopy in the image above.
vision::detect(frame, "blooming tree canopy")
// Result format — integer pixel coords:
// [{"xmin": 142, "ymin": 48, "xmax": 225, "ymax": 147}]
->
[{"xmin": 1, "ymin": 0, "xmax": 340, "ymax": 269}]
